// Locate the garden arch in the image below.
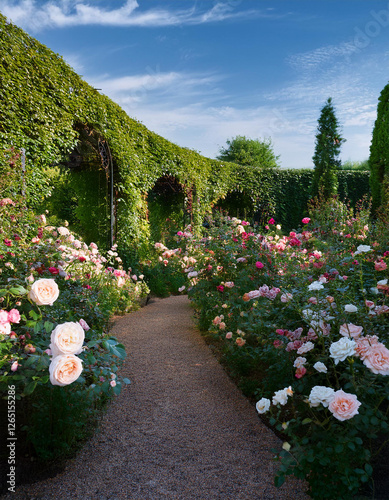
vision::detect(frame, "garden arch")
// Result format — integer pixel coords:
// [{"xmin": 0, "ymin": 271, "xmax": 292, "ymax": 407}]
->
[
  {"xmin": 146, "ymin": 175, "xmax": 194, "ymax": 243},
  {"xmin": 57, "ymin": 124, "xmax": 118, "ymax": 249}
]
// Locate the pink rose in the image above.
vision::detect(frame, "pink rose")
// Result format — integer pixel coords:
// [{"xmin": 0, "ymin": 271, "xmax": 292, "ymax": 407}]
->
[
  {"xmin": 268, "ymin": 218, "xmax": 275, "ymax": 225},
  {"xmin": 255, "ymin": 261, "xmax": 264, "ymax": 269},
  {"xmin": 355, "ymin": 335, "xmax": 380, "ymax": 359},
  {"xmin": 302, "ymin": 217, "xmax": 311, "ymax": 224},
  {"xmin": 225, "ymin": 332, "xmax": 233, "ymax": 339},
  {"xmin": 363, "ymin": 344, "xmax": 389, "ymax": 375},
  {"xmin": 295, "ymin": 366, "xmax": 307, "ymax": 378},
  {"xmin": 339, "ymin": 323, "xmax": 363, "ymax": 339},
  {"xmin": 8, "ymin": 309, "xmax": 21, "ymax": 324},
  {"xmin": 328, "ymin": 390, "xmax": 361, "ymax": 421},
  {"xmin": 375, "ymin": 305, "xmax": 389, "ymax": 315},
  {"xmin": 236, "ymin": 337, "xmax": 246, "ymax": 347},
  {"xmin": 213, "ymin": 316, "xmax": 222, "ymax": 325},
  {"xmin": 375, "ymin": 260, "xmax": 387, "ymax": 271},
  {"xmin": 78, "ymin": 318, "xmax": 90, "ymax": 331},
  {"xmin": 110, "ymin": 380, "xmax": 117, "ymax": 387}
]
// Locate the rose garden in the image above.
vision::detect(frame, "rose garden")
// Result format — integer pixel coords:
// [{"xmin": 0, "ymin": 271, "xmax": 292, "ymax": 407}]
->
[{"xmin": 1, "ymin": 10, "xmax": 389, "ymax": 500}]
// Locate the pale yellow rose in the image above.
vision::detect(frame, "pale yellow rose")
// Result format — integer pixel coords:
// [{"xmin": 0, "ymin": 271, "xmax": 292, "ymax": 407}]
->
[
  {"xmin": 49, "ymin": 354, "xmax": 83, "ymax": 386},
  {"xmin": 50, "ymin": 322, "xmax": 85, "ymax": 357},
  {"xmin": 28, "ymin": 279, "xmax": 59, "ymax": 306}
]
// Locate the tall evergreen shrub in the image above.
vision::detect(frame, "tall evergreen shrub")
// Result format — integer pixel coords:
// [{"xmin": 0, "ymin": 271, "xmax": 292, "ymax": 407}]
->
[
  {"xmin": 311, "ymin": 98, "xmax": 345, "ymax": 199},
  {"xmin": 369, "ymin": 82, "xmax": 389, "ymax": 213}
]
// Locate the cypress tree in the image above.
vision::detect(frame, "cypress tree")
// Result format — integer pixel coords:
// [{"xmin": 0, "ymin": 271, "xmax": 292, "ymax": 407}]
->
[
  {"xmin": 311, "ymin": 98, "xmax": 345, "ymax": 199},
  {"xmin": 369, "ymin": 82, "xmax": 389, "ymax": 213}
]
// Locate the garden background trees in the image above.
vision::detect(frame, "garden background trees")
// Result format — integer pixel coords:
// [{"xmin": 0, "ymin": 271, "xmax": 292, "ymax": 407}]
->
[
  {"xmin": 311, "ymin": 97, "xmax": 345, "ymax": 199},
  {"xmin": 217, "ymin": 135, "xmax": 280, "ymax": 169}
]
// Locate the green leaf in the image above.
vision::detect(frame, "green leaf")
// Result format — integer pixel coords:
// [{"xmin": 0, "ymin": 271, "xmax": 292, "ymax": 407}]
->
[
  {"xmin": 44, "ymin": 321, "xmax": 54, "ymax": 333},
  {"xmin": 302, "ymin": 418, "xmax": 312, "ymax": 425},
  {"xmin": 122, "ymin": 377, "xmax": 131, "ymax": 384},
  {"xmin": 9, "ymin": 285, "xmax": 27, "ymax": 295},
  {"xmin": 23, "ymin": 380, "xmax": 37, "ymax": 396},
  {"xmin": 24, "ymin": 355, "xmax": 39, "ymax": 368},
  {"xmin": 110, "ymin": 346, "xmax": 126, "ymax": 359},
  {"xmin": 274, "ymin": 475, "xmax": 285, "ymax": 488}
]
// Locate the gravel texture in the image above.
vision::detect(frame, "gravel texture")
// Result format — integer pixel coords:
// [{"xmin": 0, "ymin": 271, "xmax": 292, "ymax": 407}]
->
[{"xmin": 3, "ymin": 295, "xmax": 309, "ymax": 500}]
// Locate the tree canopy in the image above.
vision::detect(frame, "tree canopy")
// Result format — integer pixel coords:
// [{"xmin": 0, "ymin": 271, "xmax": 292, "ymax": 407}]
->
[{"xmin": 216, "ymin": 136, "xmax": 280, "ymax": 169}]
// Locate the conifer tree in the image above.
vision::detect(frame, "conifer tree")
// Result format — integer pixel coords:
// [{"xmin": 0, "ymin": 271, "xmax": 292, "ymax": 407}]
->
[{"xmin": 311, "ymin": 98, "xmax": 345, "ymax": 198}]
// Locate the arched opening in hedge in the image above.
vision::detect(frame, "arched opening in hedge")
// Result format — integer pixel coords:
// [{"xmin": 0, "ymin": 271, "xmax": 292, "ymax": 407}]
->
[
  {"xmin": 47, "ymin": 124, "xmax": 118, "ymax": 250},
  {"xmin": 147, "ymin": 175, "xmax": 192, "ymax": 244},
  {"xmin": 215, "ymin": 190, "xmax": 255, "ymax": 221}
]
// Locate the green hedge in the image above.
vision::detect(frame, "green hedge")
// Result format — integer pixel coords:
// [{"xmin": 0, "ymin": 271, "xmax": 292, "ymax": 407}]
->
[
  {"xmin": 216, "ymin": 169, "xmax": 370, "ymax": 231},
  {"xmin": 0, "ymin": 13, "xmax": 371, "ymax": 247}
]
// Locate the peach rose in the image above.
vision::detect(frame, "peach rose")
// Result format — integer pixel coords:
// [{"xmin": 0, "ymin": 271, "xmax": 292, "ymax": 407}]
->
[
  {"xmin": 236, "ymin": 337, "xmax": 246, "ymax": 347},
  {"xmin": 355, "ymin": 335, "xmax": 380, "ymax": 360},
  {"xmin": 28, "ymin": 279, "xmax": 59, "ymax": 306},
  {"xmin": 339, "ymin": 323, "xmax": 364, "ymax": 339},
  {"xmin": 363, "ymin": 344, "xmax": 389, "ymax": 375},
  {"xmin": 49, "ymin": 354, "xmax": 83, "ymax": 386},
  {"xmin": 328, "ymin": 390, "xmax": 361, "ymax": 421},
  {"xmin": 50, "ymin": 322, "xmax": 85, "ymax": 357}
]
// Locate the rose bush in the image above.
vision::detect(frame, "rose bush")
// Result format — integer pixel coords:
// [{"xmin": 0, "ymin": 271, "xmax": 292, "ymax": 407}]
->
[
  {"xmin": 148, "ymin": 201, "xmax": 389, "ymax": 499},
  {"xmin": 0, "ymin": 198, "xmax": 149, "ymax": 461}
]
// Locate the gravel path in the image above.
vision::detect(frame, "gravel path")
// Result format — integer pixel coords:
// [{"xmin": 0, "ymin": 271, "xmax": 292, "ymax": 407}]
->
[{"xmin": 3, "ymin": 295, "xmax": 309, "ymax": 500}]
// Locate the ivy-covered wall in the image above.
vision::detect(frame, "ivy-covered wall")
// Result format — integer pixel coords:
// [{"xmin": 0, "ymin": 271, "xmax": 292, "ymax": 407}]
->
[{"xmin": 0, "ymin": 13, "xmax": 371, "ymax": 252}]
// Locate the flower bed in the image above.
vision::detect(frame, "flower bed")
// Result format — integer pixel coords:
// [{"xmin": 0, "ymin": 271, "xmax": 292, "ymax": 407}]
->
[
  {"xmin": 148, "ymin": 199, "xmax": 389, "ymax": 499},
  {"xmin": 0, "ymin": 198, "xmax": 149, "ymax": 468}
]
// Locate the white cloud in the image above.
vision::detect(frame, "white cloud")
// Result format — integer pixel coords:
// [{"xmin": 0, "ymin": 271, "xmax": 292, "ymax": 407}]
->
[{"xmin": 1, "ymin": 0, "xmax": 264, "ymax": 31}]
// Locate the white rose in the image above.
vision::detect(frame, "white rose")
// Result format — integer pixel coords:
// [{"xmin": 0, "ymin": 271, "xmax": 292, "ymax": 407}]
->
[
  {"xmin": 293, "ymin": 356, "xmax": 307, "ymax": 368},
  {"xmin": 256, "ymin": 398, "xmax": 271, "ymax": 414},
  {"xmin": 313, "ymin": 361, "xmax": 327, "ymax": 373},
  {"xmin": 329, "ymin": 337, "xmax": 356, "ymax": 365},
  {"xmin": 187, "ymin": 271, "xmax": 198, "ymax": 278},
  {"xmin": 50, "ymin": 322, "xmax": 85, "ymax": 357},
  {"xmin": 297, "ymin": 342, "xmax": 315, "ymax": 355},
  {"xmin": 308, "ymin": 281, "xmax": 324, "ymax": 291},
  {"xmin": 0, "ymin": 322, "xmax": 11, "ymax": 335},
  {"xmin": 377, "ymin": 279, "xmax": 388, "ymax": 286},
  {"xmin": 57, "ymin": 226, "xmax": 70, "ymax": 236},
  {"xmin": 308, "ymin": 386, "xmax": 335, "ymax": 408},
  {"xmin": 49, "ymin": 354, "xmax": 83, "ymax": 386},
  {"xmin": 344, "ymin": 304, "xmax": 358, "ymax": 313},
  {"xmin": 28, "ymin": 279, "xmax": 60, "ymax": 306},
  {"xmin": 272, "ymin": 386, "xmax": 293, "ymax": 406},
  {"xmin": 354, "ymin": 244, "xmax": 372, "ymax": 255}
]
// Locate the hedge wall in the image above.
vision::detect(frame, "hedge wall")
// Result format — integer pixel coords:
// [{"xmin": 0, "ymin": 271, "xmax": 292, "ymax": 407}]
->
[{"xmin": 0, "ymin": 12, "xmax": 371, "ymax": 250}]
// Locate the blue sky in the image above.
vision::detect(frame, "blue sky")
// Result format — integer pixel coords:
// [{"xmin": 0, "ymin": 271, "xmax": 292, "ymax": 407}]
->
[{"xmin": 2, "ymin": 0, "xmax": 389, "ymax": 168}]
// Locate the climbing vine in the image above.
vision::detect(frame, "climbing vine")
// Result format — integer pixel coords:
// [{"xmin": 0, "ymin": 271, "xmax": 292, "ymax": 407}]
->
[{"xmin": 0, "ymin": 13, "xmax": 371, "ymax": 254}]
